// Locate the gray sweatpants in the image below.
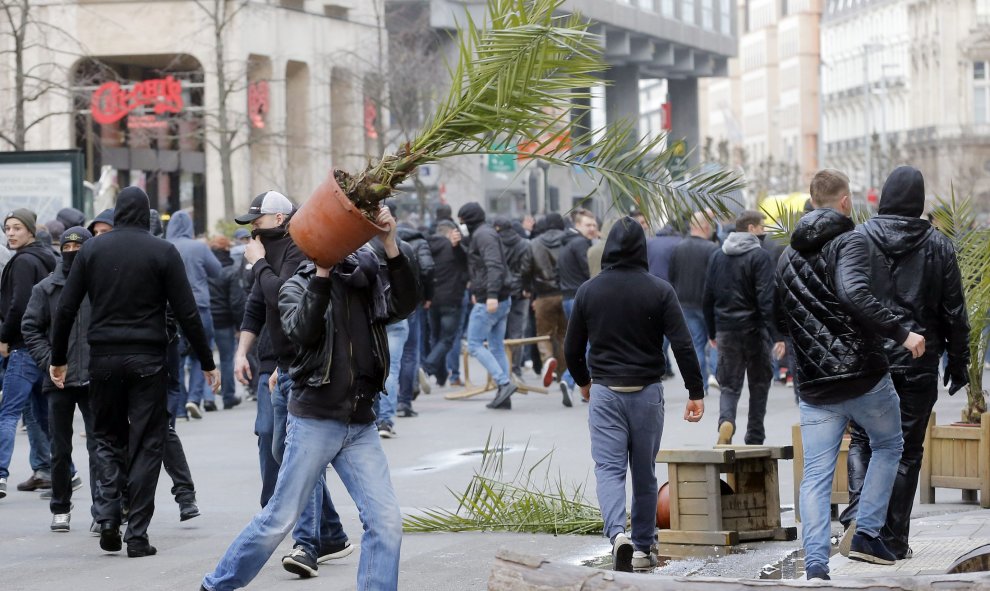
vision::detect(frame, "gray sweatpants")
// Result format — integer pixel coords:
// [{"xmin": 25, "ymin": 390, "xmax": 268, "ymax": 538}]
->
[{"xmin": 588, "ymin": 382, "xmax": 664, "ymax": 552}]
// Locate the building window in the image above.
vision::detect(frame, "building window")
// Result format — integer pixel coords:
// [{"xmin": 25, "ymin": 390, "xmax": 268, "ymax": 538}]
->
[
  {"xmin": 702, "ymin": 0, "xmax": 714, "ymax": 30},
  {"xmin": 719, "ymin": 0, "xmax": 732, "ymax": 34},
  {"xmin": 978, "ymin": 0, "xmax": 990, "ymax": 24},
  {"xmin": 661, "ymin": 0, "xmax": 675, "ymax": 17},
  {"xmin": 975, "ymin": 62, "xmax": 990, "ymax": 124},
  {"xmin": 682, "ymin": 0, "xmax": 696, "ymax": 25}
]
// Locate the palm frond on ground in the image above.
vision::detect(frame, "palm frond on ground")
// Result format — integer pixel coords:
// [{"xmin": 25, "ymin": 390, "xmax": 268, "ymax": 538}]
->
[
  {"xmin": 402, "ymin": 432, "xmax": 604, "ymax": 535},
  {"xmin": 931, "ymin": 192, "xmax": 990, "ymax": 422},
  {"xmin": 343, "ymin": 0, "xmax": 742, "ymax": 220}
]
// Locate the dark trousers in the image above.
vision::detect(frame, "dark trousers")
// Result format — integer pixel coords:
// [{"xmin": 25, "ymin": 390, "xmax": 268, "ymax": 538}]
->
[
  {"xmin": 422, "ymin": 303, "xmax": 462, "ymax": 385},
  {"xmin": 89, "ymin": 353, "xmax": 168, "ymax": 545},
  {"xmin": 506, "ymin": 296, "xmax": 530, "ymax": 374},
  {"xmin": 48, "ymin": 386, "xmax": 97, "ymax": 516},
  {"xmin": 164, "ymin": 340, "xmax": 195, "ymax": 504},
  {"xmin": 716, "ymin": 329, "xmax": 773, "ymax": 445},
  {"xmin": 398, "ymin": 306, "xmax": 423, "ymax": 407},
  {"xmin": 840, "ymin": 372, "xmax": 937, "ymax": 558}
]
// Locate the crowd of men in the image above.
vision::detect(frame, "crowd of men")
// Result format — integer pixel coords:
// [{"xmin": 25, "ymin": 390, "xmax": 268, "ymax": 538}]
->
[{"xmin": 0, "ymin": 162, "xmax": 976, "ymax": 587}]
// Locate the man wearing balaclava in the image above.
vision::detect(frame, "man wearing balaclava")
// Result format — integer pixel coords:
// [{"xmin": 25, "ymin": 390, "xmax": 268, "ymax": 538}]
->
[
  {"xmin": 49, "ymin": 186, "xmax": 219, "ymax": 557},
  {"xmin": 231, "ymin": 190, "xmax": 353, "ymax": 577},
  {"xmin": 837, "ymin": 166, "xmax": 970, "ymax": 560},
  {"xmin": 22, "ymin": 227, "xmax": 99, "ymax": 533}
]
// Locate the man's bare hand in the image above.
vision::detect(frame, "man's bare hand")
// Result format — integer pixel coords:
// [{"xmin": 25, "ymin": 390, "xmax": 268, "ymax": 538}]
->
[
  {"xmin": 245, "ymin": 237, "xmax": 266, "ymax": 265},
  {"xmin": 268, "ymin": 370, "xmax": 278, "ymax": 394},
  {"xmin": 709, "ymin": 339, "xmax": 717, "ymax": 349},
  {"xmin": 235, "ymin": 353, "xmax": 252, "ymax": 385},
  {"xmin": 204, "ymin": 368, "xmax": 221, "ymax": 394},
  {"xmin": 902, "ymin": 332, "xmax": 926, "ymax": 359},
  {"xmin": 684, "ymin": 399, "xmax": 705, "ymax": 422},
  {"xmin": 580, "ymin": 383, "xmax": 591, "ymax": 401},
  {"xmin": 486, "ymin": 298, "xmax": 498, "ymax": 314},
  {"xmin": 773, "ymin": 341, "xmax": 786, "ymax": 360},
  {"xmin": 50, "ymin": 365, "xmax": 67, "ymax": 389},
  {"xmin": 0, "ymin": 342, "xmax": 8, "ymax": 358}
]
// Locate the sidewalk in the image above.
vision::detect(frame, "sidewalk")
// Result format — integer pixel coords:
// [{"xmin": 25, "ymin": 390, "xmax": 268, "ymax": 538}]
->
[{"xmin": 829, "ymin": 509, "xmax": 990, "ymax": 577}]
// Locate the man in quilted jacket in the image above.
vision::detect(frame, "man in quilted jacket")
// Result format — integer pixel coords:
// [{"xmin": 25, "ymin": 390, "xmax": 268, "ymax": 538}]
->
[{"xmin": 775, "ymin": 169, "xmax": 924, "ymax": 579}]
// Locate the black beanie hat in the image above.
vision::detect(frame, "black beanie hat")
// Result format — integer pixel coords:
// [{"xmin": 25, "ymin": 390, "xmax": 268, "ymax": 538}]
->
[{"xmin": 60, "ymin": 226, "xmax": 93, "ymax": 249}]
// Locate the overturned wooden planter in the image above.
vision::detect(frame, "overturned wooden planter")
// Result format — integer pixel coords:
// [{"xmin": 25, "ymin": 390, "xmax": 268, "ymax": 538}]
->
[{"xmin": 921, "ymin": 411, "xmax": 990, "ymax": 508}]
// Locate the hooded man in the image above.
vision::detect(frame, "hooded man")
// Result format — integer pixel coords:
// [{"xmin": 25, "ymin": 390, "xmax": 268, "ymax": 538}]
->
[
  {"xmin": 233, "ymin": 190, "xmax": 352, "ymax": 577},
  {"xmin": 0, "ymin": 208, "xmax": 57, "ymax": 499},
  {"xmin": 703, "ymin": 210, "xmax": 783, "ymax": 446},
  {"xmin": 56, "ymin": 207, "xmax": 86, "ymax": 231},
  {"xmin": 525, "ymin": 212, "xmax": 569, "ymax": 390},
  {"xmin": 421, "ymin": 221, "xmax": 468, "ymax": 389},
  {"xmin": 395, "ymin": 217, "xmax": 434, "ymax": 415},
  {"xmin": 457, "ymin": 202, "xmax": 517, "ymax": 409},
  {"xmin": 88, "ymin": 208, "xmax": 115, "ymax": 236},
  {"xmin": 50, "ymin": 186, "xmax": 219, "ymax": 557},
  {"xmin": 775, "ymin": 169, "xmax": 922, "ymax": 578},
  {"xmin": 166, "ymin": 210, "xmax": 222, "ymax": 414},
  {"xmin": 564, "ymin": 217, "xmax": 704, "ymax": 572},
  {"xmin": 208, "ymin": 235, "xmax": 245, "ymax": 410},
  {"xmin": 22, "ymin": 227, "xmax": 98, "ymax": 532},
  {"xmin": 837, "ymin": 166, "xmax": 970, "ymax": 560}
]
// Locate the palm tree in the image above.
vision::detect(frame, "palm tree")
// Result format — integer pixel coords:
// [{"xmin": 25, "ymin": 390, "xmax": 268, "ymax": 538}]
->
[{"xmin": 337, "ymin": 0, "xmax": 742, "ymax": 222}]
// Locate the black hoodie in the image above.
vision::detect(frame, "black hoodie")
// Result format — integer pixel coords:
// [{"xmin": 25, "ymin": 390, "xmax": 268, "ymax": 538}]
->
[
  {"xmin": 0, "ymin": 239, "xmax": 56, "ymax": 348},
  {"xmin": 563, "ymin": 217, "xmax": 703, "ymax": 398},
  {"xmin": 775, "ymin": 208, "xmax": 910, "ymax": 404},
  {"xmin": 52, "ymin": 186, "xmax": 215, "ymax": 370},
  {"xmin": 458, "ymin": 202, "xmax": 509, "ymax": 301},
  {"xmin": 857, "ymin": 166, "xmax": 970, "ymax": 378}
]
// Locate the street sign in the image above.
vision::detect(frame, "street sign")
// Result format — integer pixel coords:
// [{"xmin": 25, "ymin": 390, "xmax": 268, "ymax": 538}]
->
[{"xmin": 488, "ymin": 151, "xmax": 516, "ymax": 173}]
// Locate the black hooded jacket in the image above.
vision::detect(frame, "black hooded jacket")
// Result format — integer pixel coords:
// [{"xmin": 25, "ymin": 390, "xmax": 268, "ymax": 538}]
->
[
  {"xmin": 563, "ymin": 218, "xmax": 704, "ymax": 398},
  {"xmin": 775, "ymin": 208, "xmax": 910, "ymax": 405},
  {"xmin": 51, "ymin": 187, "xmax": 215, "ymax": 370},
  {"xmin": 495, "ymin": 218, "xmax": 532, "ymax": 298},
  {"xmin": 427, "ymin": 234, "xmax": 468, "ymax": 306},
  {"xmin": 397, "ymin": 225, "xmax": 435, "ymax": 302},
  {"xmin": 528, "ymin": 228, "xmax": 566, "ymax": 296},
  {"xmin": 558, "ymin": 233, "xmax": 592, "ymax": 298},
  {"xmin": 858, "ymin": 166, "xmax": 970, "ymax": 379},
  {"xmin": 458, "ymin": 203, "xmax": 509, "ymax": 301},
  {"xmin": 0, "ymin": 239, "xmax": 56, "ymax": 349},
  {"xmin": 209, "ymin": 248, "xmax": 246, "ymax": 329},
  {"xmin": 703, "ymin": 232, "xmax": 776, "ymax": 339}
]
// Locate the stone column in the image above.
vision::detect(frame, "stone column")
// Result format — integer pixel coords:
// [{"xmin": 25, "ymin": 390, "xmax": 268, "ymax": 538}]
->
[{"xmin": 667, "ymin": 77, "xmax": 700, "ymax": 167}]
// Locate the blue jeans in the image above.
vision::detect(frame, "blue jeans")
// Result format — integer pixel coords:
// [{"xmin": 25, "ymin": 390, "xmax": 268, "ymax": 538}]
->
[
  {"xmin": 466, "ymin": 299, "xmax": 511, "ymax": 386},
  {"xmin": 398, "ymin": 308, "xmax": 422, "ymax": 408},
  {"xmin": 215, "ymin": 325, "xmax": 238, "ymax": 405},
  {"xmin": 588, "ymin": 382, "xmax": 664, "ymax": 552},
  {"xmin": 22, "ymin": 389, "xmax": 51, "ymax": 474},
  {"xmin": 203, "ymin": 416, "xmax": 402, "ymax": 591},
  {"xmin": 798, "ymin": 375, "xmax": 903, "ymax": 573},
  {"xmin": 271, "ymin": 372, "xmax": 347, "ymax": 559},
  {"xmin": 0, "ymin": 349, "xmax": 49, "ymax": 479},
  {"xmin": 447, "ymin": 290, "xmax": 471, "ymax": 381},
  {"xmin": 681, "ymin": 306, "xmax": 717, "ymax": 390},
  {"xmin": 379, "ymin": 320, "xmax": 409, "ymax": 426},
  {"xmin": 560, "ymin": 299, "xmax": 576, "ymax": 387},
  {"xmin": 183, "ymin": 307, "xmax": 216, "ymax": 405},
  {"xmin": 423, "ymin": 304, "xmax": 462, "ymax": 385},
  {"xmin": 254, "ymin": 372, "xmax": 277, "ymax": 508}
]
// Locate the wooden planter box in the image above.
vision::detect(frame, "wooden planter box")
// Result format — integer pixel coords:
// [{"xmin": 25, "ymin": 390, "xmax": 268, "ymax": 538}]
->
[
  {"xmin": 920, "ymin": 411, "xmax": 990, "ymax": 508},
  {"xmin": 791, "ymin": 424, "xmax": 850, "ymax": 522}
]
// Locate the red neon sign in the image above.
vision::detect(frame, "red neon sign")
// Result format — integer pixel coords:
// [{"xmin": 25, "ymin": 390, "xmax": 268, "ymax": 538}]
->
[{"xmin": 90, "ymin": 76, "xmax": 184, "ymax": 125}]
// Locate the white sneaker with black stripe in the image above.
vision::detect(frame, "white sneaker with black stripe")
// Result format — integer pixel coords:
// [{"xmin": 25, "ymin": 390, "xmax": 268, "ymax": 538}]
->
[{"xmin": 51, "ymin": 513, "xmax": 70, "ymax": 532}]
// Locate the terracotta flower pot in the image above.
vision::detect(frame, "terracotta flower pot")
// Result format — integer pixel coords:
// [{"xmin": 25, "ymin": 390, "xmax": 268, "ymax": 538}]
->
[
  {"xmin": 289, "ymin": 170, "xmax": 385, "ymax": 268},
  {"xmin": 656, "ymin": 482, "xmax": 671, "ymax": 529}
]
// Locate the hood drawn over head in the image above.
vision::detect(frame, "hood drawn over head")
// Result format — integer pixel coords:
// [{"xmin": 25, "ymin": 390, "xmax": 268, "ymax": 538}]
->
[
  {"xmin": 790, "ymin": 208, "xmax": 854, "ymax": 254},
  {"xmin": 879, "ymin": 166, "xmax": 925, "ymax": 218},
  {"xmin": 87, "ymin": 208, "xmax": 114, "ymax": 234},
  {"xmin": 114, "ymin": 186, "xmax": 151, "ymax": 229},
  {"xmin": 166, "ymin": 210, "xmax": 194, "ymax": 240},
  {"xmin": 457, "ymin": 202, "xmax": 486, "ymax": 231},
  {"xmin": 56, "ymin": 207, "xmax": 86, "ymax": 229},
  {"xmin": 602, "ymin": 217, "xmax": 648, "ymax": 271},
  {"xmin": 862, "ymin": 215, "xmax": 934, "ymax": 259}
]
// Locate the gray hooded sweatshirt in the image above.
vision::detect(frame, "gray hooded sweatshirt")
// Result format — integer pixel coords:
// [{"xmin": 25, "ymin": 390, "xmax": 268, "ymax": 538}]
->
[{"xmin": 166, "ymin": 210, "xmax": 221, "ymax": 309}]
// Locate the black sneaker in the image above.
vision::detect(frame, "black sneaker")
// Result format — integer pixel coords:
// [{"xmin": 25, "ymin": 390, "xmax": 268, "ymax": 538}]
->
[
  {"xmin": 223, "ymin": 397, "xmax": 242, "ymax": 410},
  {"xmin": 611, "ymin": 532, "xmax": 633, "ymax": 572},
  {"xmin": 848, "ymin": 532, "xmax": 896, "ymax": 565},
  {"xmin": 397, "ymin": 405, "xmax": 418, "ymax": 418},
  {"xmin": 99, "ymin": 521, "xmax": 122, "ymax": 552},
  {"xmin": 378, "ymin": 422, "xmax": 397, "ymax": 438},
  {"xmin": 203, "ymin": 401, "xmax": 218, "ymax": 412},
  {"xmin": 805, "ymin": 565, "xmax": 830, "ymax": 580},
  {"xmin": 282, "ymin": 547, "xmax": 319, "ymax": 577},
  {"xmin": 560, "ymin": 382, "xmax": 572, "ymax": 407},
  {"xmin": 126, "ymin": 542, "xmax": 158, "ymax": 558},
  {"xmin": 179, "ymin": 500, "xmax": 200, "ymax": 521},
  {"xmin": 317, "ymin": 540, "xmax": 355, "ymax": 563},
  {"xmin": 487, "ymin": 383, "xmax": 517, "ymax": 409}
]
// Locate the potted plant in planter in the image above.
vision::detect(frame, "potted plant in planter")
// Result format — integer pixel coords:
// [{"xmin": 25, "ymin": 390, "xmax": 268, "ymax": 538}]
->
[{"xmin": 290, "ymin": 0, "xmax": 743, "ymax": 267}]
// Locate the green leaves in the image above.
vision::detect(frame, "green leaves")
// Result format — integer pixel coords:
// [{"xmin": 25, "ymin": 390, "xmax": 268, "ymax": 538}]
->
[
  {"xmin": 402, "ymin": 432, "xmax": 605, "ymax": 535},
  {"xmin": 363, "ymin": 0, "xmax": 743, "ymax": 219}
]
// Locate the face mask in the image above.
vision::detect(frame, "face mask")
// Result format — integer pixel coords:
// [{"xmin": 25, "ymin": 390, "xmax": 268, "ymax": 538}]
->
[
  {"xmin": 459, "ymin": 223, "xmax": 470, "ymax": 236},
  {"xmin": 757, "ymin": 234, "xmax": 767, "ymax": 243},
  {"xmin": 251, "ymin": 226, "xmax": 286, "ymax": 241},
  {"xmin": 62, "ymin": 250, "xmax": 78, "ymax": 276}
]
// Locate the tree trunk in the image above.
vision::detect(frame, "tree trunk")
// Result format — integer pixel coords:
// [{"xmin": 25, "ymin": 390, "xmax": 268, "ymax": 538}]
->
[
  {"xmin": 13, "ymin": 0, "xmax": 28, "ymax": 150},
  {"xmin": 214, "ymin": 0, "xmax": 235, "ymax": 219},
  {"xmin": 488, "ymin": 550, "xmax": 990, "ymax": 591}
]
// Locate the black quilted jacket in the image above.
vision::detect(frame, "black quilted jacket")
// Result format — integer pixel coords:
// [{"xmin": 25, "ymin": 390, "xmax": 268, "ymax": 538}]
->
[{"xmin": 775, "ymin": 209, "xmax": 911, "ymax": 404}]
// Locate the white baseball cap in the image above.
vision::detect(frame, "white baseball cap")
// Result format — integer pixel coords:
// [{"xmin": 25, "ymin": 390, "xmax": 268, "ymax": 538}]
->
[{"xmin": 235, "ymin": 190, "xmax": 294, "ymax": 224}]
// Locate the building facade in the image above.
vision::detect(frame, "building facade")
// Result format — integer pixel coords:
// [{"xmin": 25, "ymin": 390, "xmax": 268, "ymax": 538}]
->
[
  {"xmin": 823, "ymin": 0, "xmax": 990, "ymax": 209},
  {"xmin": 0, "ymin": 0, "xmax": 383, "ymax": 232},
  {"xmin": 699, "ymin": 0, "xmax": 821, "ymax": 196}
]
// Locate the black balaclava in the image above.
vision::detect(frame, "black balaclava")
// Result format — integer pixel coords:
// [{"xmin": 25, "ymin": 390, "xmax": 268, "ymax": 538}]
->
[{"xmin": 59, "ymin": 226, "xmax": 93, "ymax": 276}]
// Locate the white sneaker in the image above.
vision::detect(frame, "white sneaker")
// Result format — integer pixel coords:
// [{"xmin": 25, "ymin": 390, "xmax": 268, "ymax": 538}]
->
[
  {"xmin": 707, "ymin": 375, "xmax": 720, "ymax": 390},
  {"xmin": 0, "ymin": 477, "xmax": 6, "ymax": 499},
  {"xmin": 632, "ymin": 550, "xmax": 657, "ymax": 570},
  {"xmin": 185, "ymin": 402, "xmax": 202, "ymax": 419},
  {"xmin": 611, "ymin": 532, "xmax": 633, "ymax": 572},
  {"xmin": 51, "ymin": 513, "xmax": 71, "ymax": 532}
]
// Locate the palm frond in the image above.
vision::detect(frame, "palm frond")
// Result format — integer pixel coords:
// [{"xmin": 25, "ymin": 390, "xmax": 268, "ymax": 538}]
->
[
  {"xmin": 349, "ymin": 0, "xmax": 743, "ymax": 219},
  {"xmin": 402, "ymin": 431, "xmax": 604, "ymax": 535}
]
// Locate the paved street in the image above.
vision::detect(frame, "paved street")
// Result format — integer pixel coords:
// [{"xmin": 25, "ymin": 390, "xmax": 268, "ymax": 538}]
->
[{"xmin": 0, "ymin": 359, "xmax": 984, "ymax": 590}]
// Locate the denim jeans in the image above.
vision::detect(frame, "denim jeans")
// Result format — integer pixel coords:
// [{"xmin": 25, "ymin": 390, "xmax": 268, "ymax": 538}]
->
[
  {"xmin": 466, "ymin": 299, "xmax": 512, "ymax": 386},
  {"xmin": 379, "ymin": 320, "xmax": 409, "ymax": 426},
  {"xmin": 271, "ymin": 372, "xmax": 347, "ymax": 558},
  {"xmin": 798, "ymin": 375, "xmax": 903, "ymax": 573},
  {"xmin": 183, "ymin": 307, "xmax": 215, "ymax": 405},
  {"xmin": 0, "ymin": 348, "xmax": 48, "ymax": 479},
  {"xmin": 214, "ymin": 325, "xmax": 238, "ymax": 405},
  {"xmin": 254, "ymin": 372, "xmax": 278, "ymax": 508},
  {"xmin": 423, "ymin": 304, "xmax": 462, "ymax": 385},
  {"xmin": 446, "ymin": 290, "xmax": 472, "ymax": 381},
  {"xmin": 23, "ymin": 389, "xmax": 51, "ymax": 475},
  {"xmin": 202, "ymin": 416, "xmax": 402, "ymax": 591},
  {"xmin": 588, "ymin": 382, "xmax": 665, "ymax": 552},
  {"xmin": 681, "ymin": 307, "xmax": 717, "ymax": 390},
  {"xmin": 398, "ymin": 308, "xmax": 422, "ymax": 408},
  {"xmin": 560, "ymin": 298, "xmax": 576, "ymax": 387}
]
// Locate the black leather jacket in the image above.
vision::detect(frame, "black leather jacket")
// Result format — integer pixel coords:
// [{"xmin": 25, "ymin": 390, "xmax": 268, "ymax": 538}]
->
[
  {"xmin": 859, "ymin": 216, "xmax": 970, "ymax": 378},
  {"xmin": 703, "ymin": 232, "xmax": 776, "ymax": 339},
  {"xmin": 775, "ymin": 209, "xmax": 911, "ymax": 401}
]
